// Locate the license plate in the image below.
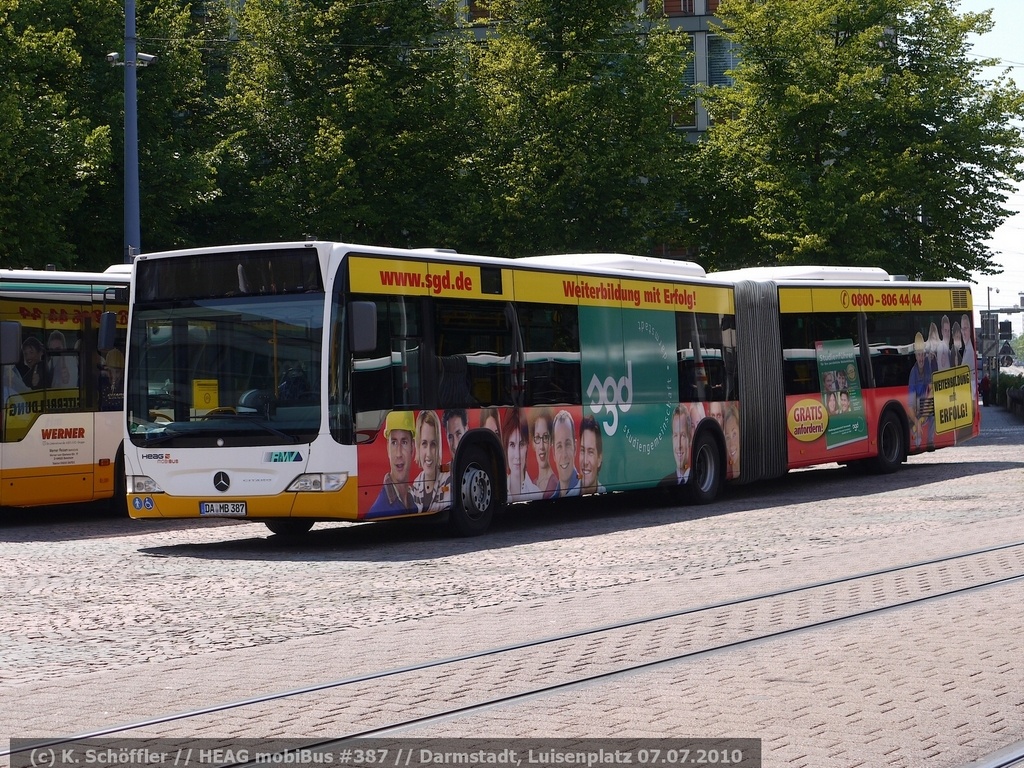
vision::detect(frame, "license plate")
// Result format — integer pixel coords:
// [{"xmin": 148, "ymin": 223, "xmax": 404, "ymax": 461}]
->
[{"xmin": 199, "ymin": 501, "xmax": 247, "ymax": 516}]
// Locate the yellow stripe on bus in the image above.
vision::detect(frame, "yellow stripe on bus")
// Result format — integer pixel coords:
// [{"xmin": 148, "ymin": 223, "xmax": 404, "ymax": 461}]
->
[
  {"xmin": 348, "ymin": 255, "xmax": 736, "ymax": 313},
  {"xmin": 517, "ymin": 271, "xmax": 734, "ymax": 311},
  {"xmin": 780, "ymin": 287, "xmax": 969, "ymax": 314},
  {"xmin": 127, "ymin": 480, "xmax": 360, "ymax": 521},
  {"xmin": 0, "ymin": 299, "xmax": 128, "ymax": 329},
  {"xmin": 348, "ymin": 256, "xmax": 512, "ymax": 300}
]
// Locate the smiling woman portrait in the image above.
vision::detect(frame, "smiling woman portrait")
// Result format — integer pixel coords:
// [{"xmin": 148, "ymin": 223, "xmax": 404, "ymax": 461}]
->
[{"xmin": 412, "ymin": 409, "xmax": 450, "ymax": 513}]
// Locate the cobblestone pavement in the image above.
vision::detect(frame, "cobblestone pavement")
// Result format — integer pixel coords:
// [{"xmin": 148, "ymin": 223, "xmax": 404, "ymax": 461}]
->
[{"xmin": 1, "ymin": 407, "xmax": 1023, "ymax": 767}]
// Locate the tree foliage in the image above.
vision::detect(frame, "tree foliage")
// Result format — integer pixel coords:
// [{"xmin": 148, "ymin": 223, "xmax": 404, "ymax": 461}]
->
[
  {"xmin": 206, "ymin": 0, "xmax": 478, "ymax": 248},
  {"xmin": 460, "ymin": 0, "xmax": 691, "ymax": 257},
  {"xmin": 0, "ymin": 0, "xmax": 1022, "ymax": 279},
  {"xmin": 207, "ymin": 0, "xmax": 690, "ymax": 256},
  {"xmin": 0, "ymin": 0, "xmax": 226, "ymax": 270},
  {"xmin": 685, "ymin": 0, "xmax": 1024, "ymax": 280},
  {"xmin": 0, "ymin": 0, "xmax": 111, "ymax": 267},
  {"xmin": 128, "ymin": 1, "xmax": 223, "ymax": 257}
]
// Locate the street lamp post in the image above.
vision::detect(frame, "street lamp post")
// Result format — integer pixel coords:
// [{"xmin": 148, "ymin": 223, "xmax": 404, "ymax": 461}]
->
[
  {"xmin": 124, "ymin": 0, "xmax": 139, "ymax": 264},
  {"xmin": 987, "ymin": 286, "xmax": 999, "ymax": 403},
  {"xmin": 107, "ymin": 0, "xmax": 155, "ymax": 264}
]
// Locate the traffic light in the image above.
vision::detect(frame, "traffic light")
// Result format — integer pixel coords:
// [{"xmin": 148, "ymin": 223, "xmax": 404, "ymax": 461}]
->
[
  {"xmin": 982, "ymin": 316, "xmax": 998, "ymax": 340},
  {"xmin": 999, "ymin": 320, "xmax": 1012, "ymax": 340}
]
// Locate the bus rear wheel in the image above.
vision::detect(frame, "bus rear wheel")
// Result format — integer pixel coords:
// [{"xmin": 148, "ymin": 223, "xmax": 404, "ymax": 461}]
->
[
  {"xmin": 684, "ymin": 431, "xmax": 722, "ymax": 505},
  {"xmin": 265, "ymin": 519, "xmax": 314, "ymax": 536},
  {"xmin": 450, "ymin": 447, "xmax": 496, "ymax": 537},
  {"xmin": 873, "ymin": 409, "xmax": 905, "ymax": 474}
]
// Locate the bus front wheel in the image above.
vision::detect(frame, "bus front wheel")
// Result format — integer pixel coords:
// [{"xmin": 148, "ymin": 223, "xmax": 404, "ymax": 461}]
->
[
  {"xmin": 109, "ymin": 449, "xmax": 129, "ymax": 517},
  {"xmin": 450, "ymin": 447, "xmax": 496, "ymax": 537},
  {"xmin": 685, "ymin": 431, "xmax": 723, "ymax": 505},
  {"xmin": 265, "ymin": 519, "xmax": 315, "ymax": 536}
]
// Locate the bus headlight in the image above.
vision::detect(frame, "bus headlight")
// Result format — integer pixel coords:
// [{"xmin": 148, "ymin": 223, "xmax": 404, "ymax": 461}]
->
[
  {"xmin": 287, "ymin": 473, "xmax": 348, "ymax": 492},
  {"xmin": 130, "ymin": 476, "xmax": 163, "ymax": 493}
]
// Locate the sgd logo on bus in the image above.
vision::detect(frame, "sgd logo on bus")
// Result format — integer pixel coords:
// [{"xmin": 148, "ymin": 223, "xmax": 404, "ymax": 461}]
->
[{"xmin": 587, "ymin": 361, "xmax": 633, "ymax": 437}]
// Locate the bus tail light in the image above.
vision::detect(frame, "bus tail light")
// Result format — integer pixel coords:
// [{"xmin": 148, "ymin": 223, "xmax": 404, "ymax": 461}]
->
[{"xmin": 287, "ymin": 473, "xmax": 348, "ymax": 493}]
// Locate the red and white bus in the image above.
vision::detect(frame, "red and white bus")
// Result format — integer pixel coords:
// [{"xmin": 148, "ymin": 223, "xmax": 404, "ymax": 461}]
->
[
  {"xmin": 0, "ymin": 266, "xmax": 129, "ymax": 509},
  {"xmin": 118, "ymin": 243, "xmax": 977, "ymax": 534}
]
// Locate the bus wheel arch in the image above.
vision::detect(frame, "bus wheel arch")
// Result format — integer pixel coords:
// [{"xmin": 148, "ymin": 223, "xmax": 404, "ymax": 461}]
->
[
  {"xmin": 685, "ymin": 427, "xmax": 724, "ymax": 505},
  {"xmin": 450, "ymin": 440, "xmax": 502, "ymax": 536},
  {"xmin": 873, "ymin": 405, "xmax": 907, "ymax": 474}
]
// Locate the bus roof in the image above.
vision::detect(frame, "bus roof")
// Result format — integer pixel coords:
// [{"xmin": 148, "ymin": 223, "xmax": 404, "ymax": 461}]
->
[
  {"xmin": 518, "ymin": 253, "xmax": 707, "ymax": 278},
  {"xmin": 0, "ymin": 266, "xmax": 130, "ymax": 284},
  {"xmin": 709, "ymin": 265, "xmax": 892, "ymax": 282},
  {"xmin": 132, "ymin": 242, "xmax": 714, "ymax": 282}
]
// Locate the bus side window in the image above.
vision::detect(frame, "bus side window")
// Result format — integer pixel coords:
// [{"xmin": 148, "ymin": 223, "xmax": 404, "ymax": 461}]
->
[
  {"xmin": 46, "ymin": 330, "xmax": 79, "ymax": 391},
  {"xmin": 100, "ymin": 347, "xmax": 125, "ymax": 411},
  {"xmin": 783, "ymin": 358, "xmax": 819, "ymax": 396},
  {"xmin": 519, "ymin": 304, "xmax": 580, "ymax": 406},
  {"xmin": 437, "ymin": 354, "xmax": 475, "ymax": 407},
  {"xmin": 873, "ymin": 352, "xmax": 912, "ymax": 388},
  {"xmin": 676, "ymin": 310, "xmax": 732, "ymax": 402},
  {"xmin": 434, "ymin": 300, "xmax": 516, "ymax": 407},
  {"xmin": 350, "ymin": 296, "xmax": 422, "ymax": 442}
]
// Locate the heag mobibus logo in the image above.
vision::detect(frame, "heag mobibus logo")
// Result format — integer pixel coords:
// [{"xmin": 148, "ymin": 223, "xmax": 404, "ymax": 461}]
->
[
  {"xmin": 587, "ymin": 361, "xmax": 633, "ymax": 436},
  {"xmin": 142, "ymin": 452, "xmax": 178, "ymax": 463}
]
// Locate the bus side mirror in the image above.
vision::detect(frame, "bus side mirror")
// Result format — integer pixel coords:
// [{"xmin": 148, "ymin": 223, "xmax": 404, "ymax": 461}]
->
[
  {"xmin": 348, "ymin": 301, "xmax": 377, "ymax": 354},
  {"xmin": 98, "ymin": 311, "xmax": 118, "ymax": 353},
  {"xmin": 0, "ymin": 321, "xmax": 22, "ymax": 366}
]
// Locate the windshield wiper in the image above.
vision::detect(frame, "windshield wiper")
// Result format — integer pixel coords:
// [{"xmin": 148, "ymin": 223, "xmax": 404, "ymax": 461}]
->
[
  {"xmin": 203, "ymin": 412, "xmax": 301, "ymax": 443},
  {"xmin": 140, "ymin": 427, "xmax": 184, "ymax": 447}
]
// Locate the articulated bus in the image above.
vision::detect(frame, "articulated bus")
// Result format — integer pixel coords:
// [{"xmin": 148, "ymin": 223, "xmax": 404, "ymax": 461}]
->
[
  {"xmin": 119, "ymin": 242, "xmax": 977, "ymax": 535},
  {"xmin": 0, "ymin": 266, "xmax": 129, "ymax": 510}
]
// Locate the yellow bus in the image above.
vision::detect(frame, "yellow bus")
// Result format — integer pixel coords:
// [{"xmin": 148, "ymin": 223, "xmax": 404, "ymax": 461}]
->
[
  {"xmin": 119, "ymin": 243, "xmax": 977, "ymax": 535},
  {"xmin": 0, "ymin": 266, "xmax": 129, "ymax": 510}
]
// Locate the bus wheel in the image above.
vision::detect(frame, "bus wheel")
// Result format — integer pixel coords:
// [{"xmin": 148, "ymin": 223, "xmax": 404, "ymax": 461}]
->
[
  {"xmin": 451, "ymin": 447, "xmax": 495, "ymax": 536},
  {"xmin": 265, "ymin": 519, "xmax": 314, "ymax": 536},
  {"xmin": 684, "ymin": 431, "xmax": 722, "ymax": 505},
  {"xmin": 109, "ymin": 449, "xmax": 129, "ymax": 517},
  {"xmin": 873, "ymin": 410, "xmax": 905, "ymax": 474}
]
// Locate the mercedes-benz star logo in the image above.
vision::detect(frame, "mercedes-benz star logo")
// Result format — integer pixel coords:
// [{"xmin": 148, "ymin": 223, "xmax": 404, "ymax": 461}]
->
[{"xmin": 213, "ymin": 472, "xmax": 230, "ymax": 493}]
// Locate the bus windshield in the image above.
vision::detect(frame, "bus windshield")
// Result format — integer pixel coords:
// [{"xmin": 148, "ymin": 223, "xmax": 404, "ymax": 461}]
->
[{"xmin": 126, "ymin": 292, "xmax": 325, "ymax": 447}]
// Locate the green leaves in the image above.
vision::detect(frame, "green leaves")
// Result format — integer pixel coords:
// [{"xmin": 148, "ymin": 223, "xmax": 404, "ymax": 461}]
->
[
  {"xmin": 1, "ymin": 0, "xmax": 1021, "ymax": 280},
  {"xmin": 0, "ymin": 0, "xmax": 226, "ymax": 268},
  {"xmin": 688, "ymin": 0, "xmax": 1024, "ymax": 280},
  {"xmin": 460, "ymin": 0, "xmax": 691, "ymax": 255}
]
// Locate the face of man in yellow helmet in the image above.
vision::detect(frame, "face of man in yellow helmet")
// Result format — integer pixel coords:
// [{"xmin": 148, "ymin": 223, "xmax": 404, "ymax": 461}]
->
[{"xmin": 387, "ymin": 429, "xmax": 414, "ymax": 485}]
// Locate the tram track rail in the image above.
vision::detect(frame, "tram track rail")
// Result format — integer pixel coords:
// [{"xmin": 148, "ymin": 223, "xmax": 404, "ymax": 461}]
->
[
  {"xmin": 7, "ymin": 539, "xmax": 1024, "ymax": 764},
  {"xmin": 963, "ymin": 738, "xmax": 1024, "ymax": 768}
]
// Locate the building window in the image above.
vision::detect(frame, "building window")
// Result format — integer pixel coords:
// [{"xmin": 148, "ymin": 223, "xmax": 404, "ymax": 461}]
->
[
  {"xmin": 468, "ymin": 0, "xmax": 489, "ymax": 21},
  {"xmin": 708, "ymin": 34, "xmax": 739, "ymax": 88},
  {"xmin": 661, "ymin": 0, "xmax": 695, "ymax": 15},
  {"xmin": 672, "ymin": 34, "xmax": 696, "ymax": 128}
]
